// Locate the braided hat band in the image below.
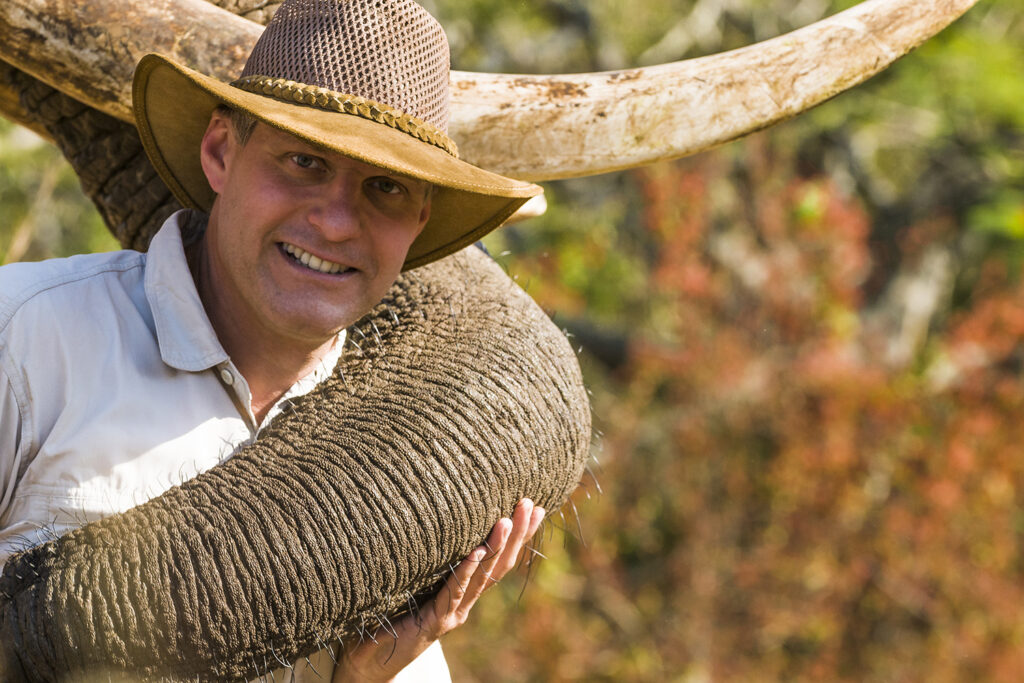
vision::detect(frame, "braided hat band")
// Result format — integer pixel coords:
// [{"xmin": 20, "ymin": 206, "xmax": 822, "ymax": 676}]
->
[{"xmin": 231, "ymin": 75, "xmax": 460, "ymax": 158}]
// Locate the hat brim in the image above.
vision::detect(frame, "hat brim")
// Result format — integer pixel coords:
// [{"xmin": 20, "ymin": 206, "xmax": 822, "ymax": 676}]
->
[{"xmin": 132, "ymin": 54, "xmax": 542, "ymax": 270}]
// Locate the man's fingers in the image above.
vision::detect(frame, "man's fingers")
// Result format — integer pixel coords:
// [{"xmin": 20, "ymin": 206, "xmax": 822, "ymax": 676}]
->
[
  {"xmin": 459, "ymin": 499, "xmax": 543, "ymax": 618},
  {"xmin": 527, "ymin": 504, "xmax": 546, "ymax": 540},
  {"xmin": 339, "ymin": 503, "xmax": 541, "ymax": 683},
  {"xmin": 488, "ymin": 499, "xmax": 539, "ymax": 581},
  {"xmin": 455, "ymin": 515, "xmax": 514, "ymax": 615},
  {"xmin": 432, "ymin": 546, "xmax": 485, "ymax": 622},
  {"xmin": 481, "ymin": 516, "xmax": 514, "ymax": 563},
  {"xmin": 431, "ymin": 499, "xmax": 549, "ymax": 629}
]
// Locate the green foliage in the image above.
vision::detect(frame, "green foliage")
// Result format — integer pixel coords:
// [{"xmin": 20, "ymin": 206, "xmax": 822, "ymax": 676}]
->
[{"xmin": 0, "ymin": 119, "xmax": 117, "ymax": 262}]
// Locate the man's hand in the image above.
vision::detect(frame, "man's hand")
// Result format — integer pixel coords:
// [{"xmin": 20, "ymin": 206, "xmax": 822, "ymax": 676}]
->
[{"xmin": 333, "ymin": 499, "xmax": 546, "ymax": 682}]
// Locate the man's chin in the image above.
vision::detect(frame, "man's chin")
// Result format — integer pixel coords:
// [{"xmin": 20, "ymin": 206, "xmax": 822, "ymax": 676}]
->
[
  {"xmin": 256, "ymin": 302, "xmax": 356, "ymax": 348},
  {"xmin": 260, "ymin": 275, "xmax": 396, "ymax": 345}
]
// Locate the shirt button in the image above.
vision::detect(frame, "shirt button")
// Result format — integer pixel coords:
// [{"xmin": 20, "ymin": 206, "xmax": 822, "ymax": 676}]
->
[{"xmin": 219, "ymin": 368, "xmax": 234, "ymax": 385}]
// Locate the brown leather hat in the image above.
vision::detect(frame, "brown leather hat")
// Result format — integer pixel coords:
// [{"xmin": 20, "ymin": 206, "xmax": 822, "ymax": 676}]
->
[{"xmin": 132, "ymin": 0, "xmax": 542, "ymax": 269}]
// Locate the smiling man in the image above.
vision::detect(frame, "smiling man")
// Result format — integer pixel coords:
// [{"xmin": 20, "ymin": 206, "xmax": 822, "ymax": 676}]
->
[
  {"xmin": 0, "ymin": 0, "xmax": 545, "ymax": 680},
  {"xmin": 191, "ymin": 116, "xmax": 436, "ymax": 423}
]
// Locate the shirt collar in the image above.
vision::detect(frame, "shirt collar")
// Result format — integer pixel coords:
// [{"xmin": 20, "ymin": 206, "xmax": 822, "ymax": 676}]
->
[{"xmin": 144, "ymin": 210, "xmax": 230, "ymax": 372}]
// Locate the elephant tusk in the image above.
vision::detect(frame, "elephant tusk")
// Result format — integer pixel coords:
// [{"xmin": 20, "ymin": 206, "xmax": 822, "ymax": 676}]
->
[
  {"xmin": 0, "ymin": 0, "xmax": 259, "ymax": 124},
  {"xmin": 0, "ymin": 0, "xmax": 978, "ymax": 180},
  {"xmin": 452, "ymin": 0, "xmax": 981, "ymax": 180}
]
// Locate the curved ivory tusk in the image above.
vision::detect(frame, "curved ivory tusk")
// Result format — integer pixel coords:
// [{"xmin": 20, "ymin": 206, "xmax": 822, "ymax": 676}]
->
[
  {"xmin": 0, "ymin": 0, "xmax": 978, "ymax": 180},
  {"xmin": 453, "ymin": 0, "xmax": 980, "ymax": 180},
  {"xmin": 0, "ymin": 0, "xmax": 261, "ymax": 122}
]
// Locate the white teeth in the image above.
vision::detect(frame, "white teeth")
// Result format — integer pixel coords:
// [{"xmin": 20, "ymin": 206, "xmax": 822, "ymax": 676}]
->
[{"xmin": 283, "ymin": 243, "xmax": 347, "ymax": 274}]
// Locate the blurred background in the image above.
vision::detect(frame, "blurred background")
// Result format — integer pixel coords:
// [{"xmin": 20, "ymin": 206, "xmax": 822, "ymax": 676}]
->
[{"xmin": 2, "ymin": 0, "xmax": 1023, "ymax": 680}]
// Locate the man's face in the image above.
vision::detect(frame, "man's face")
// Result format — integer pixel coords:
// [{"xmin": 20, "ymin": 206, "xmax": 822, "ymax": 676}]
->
[{"xmin": 198, "ymin": 112, "xmax": 431, "ymax": 348}]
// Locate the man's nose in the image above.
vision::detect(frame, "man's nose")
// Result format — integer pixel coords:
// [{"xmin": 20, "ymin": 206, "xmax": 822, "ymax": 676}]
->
[{"xmin": 307, "ymin": 178, "xmax": 364, "ymax": 241}]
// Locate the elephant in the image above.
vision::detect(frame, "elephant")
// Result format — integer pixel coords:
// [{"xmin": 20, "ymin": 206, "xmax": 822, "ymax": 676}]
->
[
  {"xmin": 0, "ymin": 0, "xmax": 979, "ymax": 678},
  {"xmin": 0, "ymin": 5, "xmax": 590, "ymax": 679}
]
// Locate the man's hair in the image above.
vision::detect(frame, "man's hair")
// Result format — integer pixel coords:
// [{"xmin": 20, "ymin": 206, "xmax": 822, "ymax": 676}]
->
[
  {"xmin": 215, "ymin": 104, "xmax": 258, "ymax": 145},
  {"xmin": 212, "ymin": 104, "xmax": 433, "ymax": 199}
]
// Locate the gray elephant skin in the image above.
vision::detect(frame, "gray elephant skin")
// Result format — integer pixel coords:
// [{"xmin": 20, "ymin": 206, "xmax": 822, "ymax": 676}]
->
[{"xmin": 0, "ymin": 245, "xmax": 592, "ymax": 681}]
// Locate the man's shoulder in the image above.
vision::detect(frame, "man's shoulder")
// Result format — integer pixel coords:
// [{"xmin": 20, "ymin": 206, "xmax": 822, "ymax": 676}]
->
[{"xmin": 0, "ymin": 250, "xmax": 146, "ymax": 333}]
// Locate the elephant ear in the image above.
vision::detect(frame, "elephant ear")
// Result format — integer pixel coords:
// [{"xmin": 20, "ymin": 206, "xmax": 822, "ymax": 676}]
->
[{"xmin": 0, "ymin": 245, "xmax": 591, "ymax": 681}]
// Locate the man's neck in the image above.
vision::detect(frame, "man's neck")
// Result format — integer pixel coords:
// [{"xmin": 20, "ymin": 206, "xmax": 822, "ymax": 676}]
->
[
  {"xmin": 185, "ymin": 232, "xmax": 335, "ymax": 424},
  {"xmin": 212, "ymin": 309, "xmax": 335, "ymax": 425}
]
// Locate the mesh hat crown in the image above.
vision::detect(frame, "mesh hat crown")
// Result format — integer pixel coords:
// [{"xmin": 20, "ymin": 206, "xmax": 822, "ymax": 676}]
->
[
  {"xmin": 241, "ymin": 0, "xmax": 450, "ymax": 131},
  {"xmin": 133, "ymin": 0, "xmax": 541, "ymax": 269}
]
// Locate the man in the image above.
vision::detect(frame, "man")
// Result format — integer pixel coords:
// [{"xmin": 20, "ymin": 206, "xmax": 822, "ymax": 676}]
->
[{"xmin": 0, "ymin": 0, "xmax": 546, "ymax": 679}]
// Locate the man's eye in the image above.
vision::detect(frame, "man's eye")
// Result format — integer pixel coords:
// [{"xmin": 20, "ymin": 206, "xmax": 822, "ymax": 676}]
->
[
  {"xmin": 290, "ymin": 154, "xmax": 321, "ymax": 170},
  {"xmin": 370, "ymin": 178, "xmax": 404, "ymax": 195}
]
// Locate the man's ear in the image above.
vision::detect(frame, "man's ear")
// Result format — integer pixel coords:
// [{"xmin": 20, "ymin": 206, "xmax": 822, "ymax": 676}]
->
[
  {"xmin": 416, "ymin": 189, "xmax": 432, "ymax": 237},
  {"xmin": 199, "ymin": 111, "xmax": 235, "ymax": 196}
]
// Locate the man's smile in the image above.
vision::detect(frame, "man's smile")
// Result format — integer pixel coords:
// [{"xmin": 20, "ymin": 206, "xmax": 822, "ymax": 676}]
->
[{"xmin": 279, "ymin": 242, "xmax": 353, "ymax": 275}]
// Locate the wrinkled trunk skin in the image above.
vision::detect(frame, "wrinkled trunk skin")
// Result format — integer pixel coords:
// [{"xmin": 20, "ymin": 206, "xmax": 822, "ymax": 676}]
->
[
  {"xmin": 0, "ymin": 246, "xmax": 591, "ymax": 681},
  {"xmin": 0, "ymin": 1, "xmax": 590, "ymax": 679}
]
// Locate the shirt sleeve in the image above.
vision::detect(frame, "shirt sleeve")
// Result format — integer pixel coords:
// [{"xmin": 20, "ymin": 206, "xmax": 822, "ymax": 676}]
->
[
  {"xmin": 393, "ymin": 641, "xmax": 451, "ymax": 682},
  {"xmin": 0, "ymin": 359, "xmax": 27, "ymax": 521},
  {"xmin": 259, "ymin": 632, "xmax": 450, "ymax": 682}
]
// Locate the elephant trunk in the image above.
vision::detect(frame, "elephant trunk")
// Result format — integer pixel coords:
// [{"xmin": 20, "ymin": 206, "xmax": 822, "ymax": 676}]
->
[{"xmin": 0, "ymin": 247, "xmax": 591, "ymax": 681}]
